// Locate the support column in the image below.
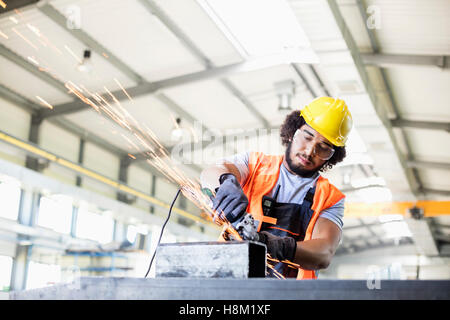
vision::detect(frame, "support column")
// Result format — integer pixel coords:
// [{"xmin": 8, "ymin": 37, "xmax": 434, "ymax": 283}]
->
[
  {"xmin": 117, "ymin": 156, "xmax": 136, "ymax": 204},
  {"xmin": 75, "ymin": 138, "xmax": 85, "ymax": 187},
  {"xmin": 25, "ymin": 114, "xmax": 44, "ymax": 171},
  {"xmin": 9, "ymin": 188, "xmax": 39, "ymax": 291},
  {"xmin": 149, "ymin": 175, "xmax": 156, "ymax": 214}
]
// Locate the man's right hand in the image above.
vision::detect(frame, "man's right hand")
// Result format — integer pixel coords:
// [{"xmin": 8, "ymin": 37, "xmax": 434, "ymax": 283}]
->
[{"xmin": 212, "ymin": 173, "xmax": 248, "ymax": 223}]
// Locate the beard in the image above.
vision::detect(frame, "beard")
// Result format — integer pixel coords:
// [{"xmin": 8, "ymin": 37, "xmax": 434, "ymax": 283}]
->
[{"xmin": 284, "ymin": 141, "xmax": 323, "ymax": 178}]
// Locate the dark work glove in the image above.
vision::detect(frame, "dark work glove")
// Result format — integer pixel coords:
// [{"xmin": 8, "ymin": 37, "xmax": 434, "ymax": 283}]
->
[
  {"xmin": 257, "ymin": 231, "xmax": 297, "ymax": 261},
  {"xmin": 212, "ymin": 173, "xmax": 248, "ymax": 223}
]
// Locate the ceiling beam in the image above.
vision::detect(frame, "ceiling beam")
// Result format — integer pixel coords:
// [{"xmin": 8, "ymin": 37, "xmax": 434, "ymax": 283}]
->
[
  {"xmin": 0, "ymin": 43, "xmax": 68, "ymax": 93},
  {"xmin": 406, "ymin": 160, "xmax": 450, "ymax": 171},
  {"xmin": 41, "ymin": 57, "xmax": 289, "ymax": 118},
  {"xmin": 419, "ymin": 188, "xmax": 450, "ymax": 197},
  {"xmin": 391, "ymin": 119, "xmax": 450, "ymax": 132},
  {"xmin": 361, "ymin": 53, "xmax": 450, "ymax": 69}
]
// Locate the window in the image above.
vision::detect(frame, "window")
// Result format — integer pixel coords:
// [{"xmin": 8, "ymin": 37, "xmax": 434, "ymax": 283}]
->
[
  {"xmin": 127, "ymin": 225, "xmax": 138, "ymax": 243},
  {"xmin": 0, "ymin": 176, "xmax": 21, "ymax": 221},
  {"xmin": 26, "ymin": 261, "xmax": 61, "ymax": 290},
  {"xmin": 37, "ymin": 194, "xmax": 73, "ymax": 234},
  {"xmin": 0, "ymin": 255, "xmax": 13, "ymax": 291},
  {"xmin": 75, "ymin": 209, "xmax": 114, "ymax": 244}
]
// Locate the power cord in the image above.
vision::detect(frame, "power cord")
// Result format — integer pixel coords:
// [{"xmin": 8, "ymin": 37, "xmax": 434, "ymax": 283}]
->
[{"xmin": 144, "ymin": 188, "xmax": 181, "ymax": 278}]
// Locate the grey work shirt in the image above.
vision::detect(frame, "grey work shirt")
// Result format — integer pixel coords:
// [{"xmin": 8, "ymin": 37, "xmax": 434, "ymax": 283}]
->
[{"xmin": 222, "ymin": 152, "xmax": 344, "ymax": 230}]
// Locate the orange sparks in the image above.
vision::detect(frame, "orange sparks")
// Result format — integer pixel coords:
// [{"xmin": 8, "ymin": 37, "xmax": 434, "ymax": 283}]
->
[
  {"xmin": 12, "ymin": 27, "xmax": 38, "ymax": 50},
  {"xmin": 114, "ymin": 78, "xmax": 133, "ymax": 102},
  {"xmin": 14, "ymin": 9, "xmax": 24, "ymax": 17},
  {"xmin": 0, "ymin": 30, "xmax": 7, "ymax": 39},
  {"xmin": 27, "ymin": 56, "xmax": 39, "ymax": 66},
  {"xmin": 36, "ymin": 96, "xmax": 53, "ymax": 110},
  {"xmin": 26, "ymin": 23, "xmax": 42, "ymax": 37},
  {"xmin": 0, "ymin": 1, "xmax": 6, "ymax": 9},
  {"xmin": 102, "ymin": 52, "xmax": 109, "ymax": 59},
  {"xmin": 63, "ymin": 78, "xmax": 226, "ymax": 231},
  {"xmin": 64, "ymin": 45, "xmax": 82, "ymax": 64},
  {"xmin": 9, "ymin": 16, "xmax": 18, "ymax": 24}
]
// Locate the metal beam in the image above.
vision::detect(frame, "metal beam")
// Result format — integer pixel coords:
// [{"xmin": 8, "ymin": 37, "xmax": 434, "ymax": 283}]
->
[
  {"xmin": 406, "ymin": 160, "xmax": 450, "ymax": 171},
  {"xmin": 391, "ymin": 119, "xmax": 450, "ymax": 132},
  {"xmin": 40, "ymin": 82, "xmax": 157, "ymax": 118},
  {"xmin": 41, "ymin": 58, "xmax": 277, "ymax": 118},
  {"xmin": 38, "ymin": 3, "xmax": 144, "ymax": 84},
  {"xmin": 361, "ymin": 53, "xmax": 450, "ymax": 69},
  {"xmin": 291, "ymin": 64, "xmax": 318, "ymax": 97},
  {"xmin": 0, "ymin": 43, "xmax": 68, "ymax": 93},
  {"xmin": 419, "ymin": 188, "xmax": 450, "ymax": 197},
  {"xmin": 75, "ymin": 138, "xmax": 85, "ymax": 187},
  {"xmin": 309, "ymin": 65, "xmax": 331, "ymax": 96},
  {"xmin": 220, "ymin": 78, "xmax": 270, "ymax": 128},
  {"xmin": 0, "ymin": 83, "xmax": 39, "ymax": 113}
]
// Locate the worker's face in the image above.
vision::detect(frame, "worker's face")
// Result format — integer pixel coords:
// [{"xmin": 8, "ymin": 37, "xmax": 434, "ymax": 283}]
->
[{"xmin": 285, "ymin": 124, "xmax": 334, "ymax": 177}]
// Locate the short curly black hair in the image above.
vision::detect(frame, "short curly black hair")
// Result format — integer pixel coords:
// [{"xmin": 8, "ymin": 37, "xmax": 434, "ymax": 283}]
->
[{"xmin": 280, "ymin": 110, "xmax": 346, "ymax": 172}]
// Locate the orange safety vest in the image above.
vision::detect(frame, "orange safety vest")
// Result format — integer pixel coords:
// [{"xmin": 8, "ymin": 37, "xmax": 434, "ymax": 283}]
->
[{"xmin": 242, "ymin": 152, "xmax": 345, "ymax": 280}]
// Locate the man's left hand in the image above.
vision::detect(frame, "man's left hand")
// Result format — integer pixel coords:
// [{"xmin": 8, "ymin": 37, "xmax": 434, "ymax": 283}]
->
[{"xmin": 257, "ymin": 231, "xmax": 297, "ymax": 261}]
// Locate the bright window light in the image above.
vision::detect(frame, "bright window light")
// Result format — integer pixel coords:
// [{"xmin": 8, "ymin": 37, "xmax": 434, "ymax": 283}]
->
[
  {"xmin": 0, "ymin": 255, "xmax": 13, "ymax": 291},
  {"xmin": 26, "ymin": 261, "xmax": 61, "ymax": 290},
  {"xmin": 37, "ymin": 194, "xmax": 73, "ymax": 234},
  {"xmin": 345, "ymin": 128, "xmax": 368, "ymax": 154},
  {"xmin": 127, "ymin": 225, "xmax": 138, "ymax": 243},
  {"xmin": 75, "ymin": 208, "xmax": 114, "ymax": 244},
  {"xmin": 356, "ymin": 187, "xmax": 392, "ymax": 203},
  {"xmin": 197, "ymin": 0, "xmax": 318, "ymax": 63},
  {"xmin": 0, "ymin": 177, "xmax": 21, "ymax": 221},
  {"xmin": 382, "ymin": 221, "xmax": 412, "ymax": 239},
  {"xmin": 378, "ymin": 214, "xmax": 404, "ymax": 223},
  {"xmin": 351, "ymin": 176, "xmax": 386, "ymax": 189}
]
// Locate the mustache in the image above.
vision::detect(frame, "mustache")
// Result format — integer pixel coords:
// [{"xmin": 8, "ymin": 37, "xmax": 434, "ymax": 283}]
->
[{"xmin": 296, "ymin": 152, "xmax": 313, "ymax": 164}]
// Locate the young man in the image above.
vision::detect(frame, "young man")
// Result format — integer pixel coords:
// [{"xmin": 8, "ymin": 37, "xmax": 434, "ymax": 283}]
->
[{"xmin": 200, "ymin": 97, "xmax": 353, "ymax": 279}]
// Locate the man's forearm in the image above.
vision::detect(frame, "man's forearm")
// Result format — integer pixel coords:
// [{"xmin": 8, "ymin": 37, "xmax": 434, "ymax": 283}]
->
[{"xmin": 293, "ymin": 238, "xmax": 336, "ymax": 270}]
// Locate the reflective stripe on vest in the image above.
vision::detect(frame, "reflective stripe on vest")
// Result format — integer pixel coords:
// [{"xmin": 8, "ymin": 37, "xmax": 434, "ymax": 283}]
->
[{"xmin": 243, "ymin": 152, "xmax": 345, "ymax": 280}]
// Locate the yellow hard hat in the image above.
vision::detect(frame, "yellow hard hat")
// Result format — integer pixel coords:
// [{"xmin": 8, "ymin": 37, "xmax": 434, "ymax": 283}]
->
[{"xmin": 300, "ymin": 97, "xmax": 353, "ymax": 147}]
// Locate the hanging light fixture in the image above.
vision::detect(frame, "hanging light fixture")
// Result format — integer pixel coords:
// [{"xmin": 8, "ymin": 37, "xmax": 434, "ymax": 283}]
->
[
  {"xmin": 171, "ymin": 117, "xmax": 184, "ymax": 142},
  {"xmin": 274, "ymin": 80, "xmax": 296, "ymax": 114},
  {"xmin": 77, "ymin": 49, "xmax": 93, "ymax": 73}
]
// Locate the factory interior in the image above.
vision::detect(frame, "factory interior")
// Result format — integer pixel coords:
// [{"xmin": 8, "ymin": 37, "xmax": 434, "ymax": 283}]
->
[{"xmin": 0, "ymin": 0, "xmax": 449, "ymax": 303}]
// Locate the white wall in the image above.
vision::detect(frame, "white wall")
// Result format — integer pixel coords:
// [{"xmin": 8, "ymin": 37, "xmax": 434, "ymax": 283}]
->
[
  {"xmin": 128, "ymin": 164, "xmax": 152, "ymax": 193},
  {"xmin": 0, "ymin": 97, "xmax": 30, "ymax": 166},
  {"xmin": 0, "ymin": 97, "xmax": 30, "ymax": 140}
]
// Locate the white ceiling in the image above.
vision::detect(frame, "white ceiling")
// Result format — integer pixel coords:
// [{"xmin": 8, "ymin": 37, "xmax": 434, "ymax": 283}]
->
[{"xmin": 0, "ymin": 0, "xmax": 449, "ymax": 253}]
